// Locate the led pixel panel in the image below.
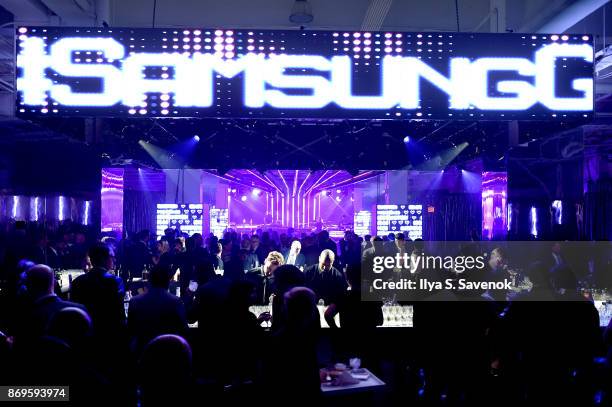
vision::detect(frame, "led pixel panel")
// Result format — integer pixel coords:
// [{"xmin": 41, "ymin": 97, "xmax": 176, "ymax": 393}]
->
[
  {"xmin": 354, "ymin": 210, "xmax": 372, "ymax": 237},
  {"xmin": 16, "ymin": 27, "xmax": 593, "ymax": 120},
  {"xmin": 376, "ymin": 204, "xmax": 423, "ymax": 239},
  {"xmin": 156, "ymin": 203, "xmax": 203, "ymax": 238},
  {"xmin": 209, "ymin": 206, "xmax": 228, "ymax": 239}
]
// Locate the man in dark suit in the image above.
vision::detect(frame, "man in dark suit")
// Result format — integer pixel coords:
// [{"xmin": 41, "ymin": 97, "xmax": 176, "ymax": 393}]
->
[
  {"xmin": 244, "ymin": 235, "xmax": 267, "ymax": 270},
  {"xmin": 71, "ymin": 242, "xmax": 126, "ymax": 336},
  {"xmin": 303, "ymin": 249, "xmax": 347, "ymax": 306},
  {"xmin": 245, "ymin": 251, "xmax": 284, "ymax": 305},
  {"xmin": 16, "ymin": 264, "xmax": 86, "ymax": 341},
  {"xmin": 128, "ymin": 265, "xmax": 187, "ymax": 355},
  {"xmin": 284, "ymin": 240, "xmax": 306, "ymax": 269}
]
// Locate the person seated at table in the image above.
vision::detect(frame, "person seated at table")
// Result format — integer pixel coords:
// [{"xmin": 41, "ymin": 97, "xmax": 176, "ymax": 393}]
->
[
  {"xmin": 283, "ymin": 240, "xmax": 306, "ymax": 268},
  {"xmin": 499, "ymin": 262, "xmax": 601, "ymax": 405},
  {"xmin": 47, "ymin": 306, "xmax": 93, "ymax": 355},
  {"xmin": 245, "ymin": 251, "xmax": 284, "ymax": 305},
  {"xmin": 264, "ymin": 287, "xmax": 321, "ymax": 405},
  {"xmin": 128, "ymin": 265, "xmax": 188, "ymax": 356},
  {"xmin": 13, "ymin": 264, "xmax": 86, "ymax": 343},
  {"xmin": 303, "ymin": 249, "xmax": 347, "ymax": 307},
  {"xmin": 138, "ymin": 334, "xmax": 193, "ymax": 406}
]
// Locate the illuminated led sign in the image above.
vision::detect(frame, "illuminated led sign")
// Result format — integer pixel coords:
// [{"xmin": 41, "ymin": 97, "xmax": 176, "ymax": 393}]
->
[
  {"xmin": 156, "ymin": 203, "xmax": 203, "ymax": 238},
  {"xmin": 376, "ymin": 204, "xmax": 423, "ymax": 239},
  {"xmin": 16, "ymin": 27, "xmax": 593, "ymax": 120},
  {"xmin": 354, "ymin": 210, "xmax": 372, "ymax": 236}
]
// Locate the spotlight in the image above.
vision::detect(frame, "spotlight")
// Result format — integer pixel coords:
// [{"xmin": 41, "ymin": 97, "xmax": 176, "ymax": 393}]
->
[
  {"xmin": 241, "ymin": 195, "xmax": 247, "ymax": 202},
  {"xmin": 322, "ymin": 190, "xmax": 328, "ymax": 196},
  {"xmin": 335, "ymin": 196, "xmax": 341, "ymax": 202},
  {"xmin": 252, "ymin": 188, "xmax": 261, "ymax": 196},
  {"xmin": 193, "ymin": 135, "xmax": 200, "ymax": 142},
  {"xmin": 336, "ymin": 189, "xmax": 341, "ymax": 194},
  {"xmin": 403, "ymin": 136, "xmax": 411, "ymax": 143},
  {"xmin": 289, "ymin": 0, "xmax": 314, "ymax": 24}
]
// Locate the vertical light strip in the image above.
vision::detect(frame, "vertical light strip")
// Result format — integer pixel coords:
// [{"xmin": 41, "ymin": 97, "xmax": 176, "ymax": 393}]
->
[
  {"xmin": 58, "ymin": 196, "xmax": 66, "ymax": 221},
  {"xmin": 227, "ymin": 194, "xmax": 231, "ymax": 227},
  {"xmin": 312, "ymin": 193, "xmax": 316, "ymax": 222},
  {"xmin": 306, "ymin": 193, "xmax": 310, "ymax": 226},
  {"xmin": 278, "ymin": 171, "xmax": 290, "ymax": 228},
  {"xmin": 84, "ymin": 200, "xmax": 91, "ymax": 225},
  {"xmin": 530, "ymin": 206, "xmax": 538, "ymax": 237},
  {"xmin": 276, "ymin": 190, "xmax": 279, "ymax": 223},
  {"xmin": 12, "ymin": 196, "xmax": 18, "ymax": 218},
  {"xmin": 292, "ymin": 170, "xmax": 299, "ymax": 228},
  {"xmin": 296, "ymin": 172, "xmax": 311, "ymax": 229},
  {"xmin": 281, "ymin": 194, "xmax": 285, "ymax": 226},
  {"xmin": 32, "ymin": 196, "xmax": 39, "ymax": 221}
]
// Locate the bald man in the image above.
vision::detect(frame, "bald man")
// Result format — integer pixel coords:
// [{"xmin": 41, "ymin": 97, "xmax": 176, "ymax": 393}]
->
[{"xmin": 303, "ymin": 250, "xmax": 347, "ymax": 306}]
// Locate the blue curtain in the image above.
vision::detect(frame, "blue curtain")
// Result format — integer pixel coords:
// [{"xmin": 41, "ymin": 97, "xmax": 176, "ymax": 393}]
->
[
  {"xmin": 424, "ymin": 193, "xmax": 481, "ymax": 241},
  {"xmin": 584, "ymin": 179, "xmax": 612, "ymax": 240},
  {"xmin": 123, "ymin": 190, "xmax": 165, "ymax": 236}
]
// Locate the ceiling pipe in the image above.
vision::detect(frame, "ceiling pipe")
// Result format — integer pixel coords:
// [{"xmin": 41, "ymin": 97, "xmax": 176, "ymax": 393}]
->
[{"xmin": 537, "ymin": 0, "xmax": 610, "ymax": 33}]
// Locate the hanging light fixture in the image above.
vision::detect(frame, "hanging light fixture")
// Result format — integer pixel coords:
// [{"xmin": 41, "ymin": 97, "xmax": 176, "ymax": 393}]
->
[{"xmin": 290, "ymin": 0, "xmax": 314, "ymax": 24}]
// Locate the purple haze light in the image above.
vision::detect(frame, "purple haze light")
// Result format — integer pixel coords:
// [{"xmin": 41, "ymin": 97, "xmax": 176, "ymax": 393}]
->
[
  {"xmin": 101, "ymin": 168, "xmax": 124, "ymax": 234},
  {"xmin": 481, "ymin": 171, "xmax": 507, "ymax": 240}
]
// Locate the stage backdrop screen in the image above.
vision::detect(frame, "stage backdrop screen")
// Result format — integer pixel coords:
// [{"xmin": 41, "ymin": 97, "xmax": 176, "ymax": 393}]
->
[
  {"xmin": 16, "ymin": 27, "xmax": 593, "ymax": 120},
  {"xmin": 156, "ymin": 203, "xmax": 203, "ymax": 239},
  {"xmin": 376, "ymin": 204, "xmax": 423, "ymax": 239}
]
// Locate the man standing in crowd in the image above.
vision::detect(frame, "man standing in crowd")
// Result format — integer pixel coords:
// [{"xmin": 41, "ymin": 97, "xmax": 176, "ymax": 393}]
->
[
  {"xmin": 128, "ymin": 265, "xmax": 187, "ymax": 355},
  {"xmin": 284, "ymin": 240, "xmax": 305, "ymax": 268},
  {"xmin": 245, "ymin": 251, "xmax": 285, "ymax": 305},
  {"xmin": 71, "ymin": 243, "xmax": 126, "ymax": 336},
  {"xmin": 303, "ymin": 249, "xmax": 347, "ymax": 306},
  {"xmin": 244, "ymin": 234, "xmax": 266, "ymax": 269},
  {"xmin": 317, "ymin": 230, "xmax": 338, "ymax": 255}
]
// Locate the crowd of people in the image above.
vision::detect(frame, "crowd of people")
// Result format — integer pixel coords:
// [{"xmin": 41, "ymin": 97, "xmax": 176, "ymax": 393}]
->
[{"xmin": 0, "ymin": 219, "xmax": 610, "ymax": 405}]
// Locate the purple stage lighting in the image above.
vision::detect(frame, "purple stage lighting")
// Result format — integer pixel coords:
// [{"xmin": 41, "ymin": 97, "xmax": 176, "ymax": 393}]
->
[
  {"xmin": 241, "ymin": 195, "xmax": 247, "ymax": 202},
  {"xmin": 101, "ymin": 168, "xmax": 124, "ymax": 234},
  {"xmin": 552, "ymin": 200, "xmax": 562, "ymax": 224},
  {"xmin": 530, "ymin": 206, "xmax": 539, "ymax": 237},
  {"xmin": 481, "ymin": 171, "xmax": 507, "ymax": 240},
  {"xmin": 193, "ymin": 135, "xmax": 200, "ymax": 142},
  {"xmin": 252, "ymin": 188, "xmax": 261, "ymax": 196},
  {"xmin": 403, "ymin": 136, "xmax": 411, "ymax": 143}
]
